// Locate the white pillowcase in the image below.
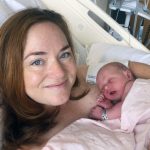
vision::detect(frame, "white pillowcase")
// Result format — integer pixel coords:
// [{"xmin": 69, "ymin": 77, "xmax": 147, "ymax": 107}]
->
[
  {"xmin": 73, "ymin": 37, "xmax": 87, "ymax": 65},
  {"xmin": 86, "ymin": 42, "xmax": 150, "ymax": 83},
  {"xmin": 86, "ymin": 42, "xmax": 150, "ymax": 65},
  {"xmin": 0, "ymin": 0, "xmax": 47, "ymax": 26}
]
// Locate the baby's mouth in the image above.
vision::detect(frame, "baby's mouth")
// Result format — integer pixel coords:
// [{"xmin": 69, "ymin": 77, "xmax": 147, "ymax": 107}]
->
[{"xmin": 110, "ymin": 91, "xmax": 116, "ymax": 95}]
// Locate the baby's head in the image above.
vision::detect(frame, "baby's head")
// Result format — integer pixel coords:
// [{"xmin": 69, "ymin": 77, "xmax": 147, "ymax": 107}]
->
[{"xmin": 96, "ymin": 62, "xmax": 135, "ymax": 100}]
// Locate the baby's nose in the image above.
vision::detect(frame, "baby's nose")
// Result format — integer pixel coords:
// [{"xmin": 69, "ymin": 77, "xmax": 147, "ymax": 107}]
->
[
  {"xmin": 101, "ymin": 85, "xmax": 108, "ymax": 93},
  {"xmin": 104, "ymin": 85, "xmax": 108, "ymax": 90}
]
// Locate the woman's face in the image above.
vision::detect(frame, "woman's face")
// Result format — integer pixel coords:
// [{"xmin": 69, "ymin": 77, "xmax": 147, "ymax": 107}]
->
[{"xmin": 23, "ymin": 22, "xmax": 76, "ymax": 106}]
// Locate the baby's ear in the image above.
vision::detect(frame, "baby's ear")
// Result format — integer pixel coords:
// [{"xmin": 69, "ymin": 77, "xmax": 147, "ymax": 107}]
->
[{"xmin": 124, "ymin": 69, "xmax": 133, "ymax": 80}]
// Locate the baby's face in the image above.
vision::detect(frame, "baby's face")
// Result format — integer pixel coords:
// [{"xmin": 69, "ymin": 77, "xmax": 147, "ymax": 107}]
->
[{"xmin": 96, "ymin": 65, "xmax": 129, "ymax": 100}]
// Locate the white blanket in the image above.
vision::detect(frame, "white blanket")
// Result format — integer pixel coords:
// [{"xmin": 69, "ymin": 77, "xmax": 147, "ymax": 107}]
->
[
  {"xmin": 42, "ymin": 119, "xmax": 135, "ymax": 150},
  {"xmin": 121, "ymin": 79, "xmax": 150, "ymax": 150},
  {"xmin": 43, "ymin": 79, "xmax": 150, "ymax": 150}
]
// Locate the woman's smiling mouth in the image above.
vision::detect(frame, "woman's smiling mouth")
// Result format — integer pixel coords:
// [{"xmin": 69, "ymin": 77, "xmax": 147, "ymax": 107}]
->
[{"xmin": 44, "ymin": 80, "xmax": 67, "ymax": 88}]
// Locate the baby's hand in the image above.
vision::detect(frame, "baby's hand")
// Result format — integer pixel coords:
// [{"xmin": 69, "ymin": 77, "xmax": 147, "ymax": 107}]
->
[
  {"xmin": 97, "ymin": 94, "xmax": 105, "ymax": 102},
  {"xmin": 97, "ymin": 95, "xmax": 113, "ymax": 109},
  {"xmin": 89, "ymin": 106, "xmax": 103, "ymax": 120}
]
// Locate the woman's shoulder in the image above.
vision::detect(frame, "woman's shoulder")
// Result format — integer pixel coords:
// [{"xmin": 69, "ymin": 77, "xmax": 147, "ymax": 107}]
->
[
  {"xmin": 77, "ymin": 64, "xmax": 88, "ymax": 80},
  {"xmin": 71, "ymin": 64, "xmax": 89, "ymax": 97}
]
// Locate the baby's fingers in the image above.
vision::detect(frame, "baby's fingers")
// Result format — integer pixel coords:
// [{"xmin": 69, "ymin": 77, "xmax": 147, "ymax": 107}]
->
[{"xmin": 97, "ymin": 94, "xmax": 104, "ymax": 101}]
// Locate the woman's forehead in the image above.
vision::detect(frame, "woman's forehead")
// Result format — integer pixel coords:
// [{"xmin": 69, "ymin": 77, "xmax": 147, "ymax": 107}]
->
[
  {"xmin": 27, "ymin": 22, "xmax": 65, "ymax": 38},
  {"xmin": 24, "ymin": 22, "xmax": 68, "ymax": 55}
]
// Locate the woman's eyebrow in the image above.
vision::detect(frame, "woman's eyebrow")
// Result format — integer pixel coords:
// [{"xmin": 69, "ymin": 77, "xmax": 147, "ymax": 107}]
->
[
  {"xmin": 24, "ymin": 45, "xmax": 70, "ymax": 60},
  {"xmin": 61, "ymin": 45, "xmax": 70, "ymax": 51},
  {"xmin": 24, "ymin": 51, "xmax": 47, "ymax": 60}
]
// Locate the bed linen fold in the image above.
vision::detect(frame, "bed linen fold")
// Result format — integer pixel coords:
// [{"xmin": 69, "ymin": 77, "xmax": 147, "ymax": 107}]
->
[
  {"xmin": 43, "ymin": 79, "xmax": 150, "ymax": 150},
  {"xmin": 121, "ymin": 79, "xmax": 150, "ymax": 149},
  {"xmin": 42, "ymin": 118, "xmax": 135, "ymax": 150}
]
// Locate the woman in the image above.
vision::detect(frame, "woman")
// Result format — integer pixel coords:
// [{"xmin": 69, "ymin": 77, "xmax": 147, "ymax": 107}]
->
[
  {"xmin": 0, "ymin": 8, "xmax": 99, "ymax": 150},
  {"xmin": 0, "ymin": 8, "xmax": 149, "ymax": 150}
]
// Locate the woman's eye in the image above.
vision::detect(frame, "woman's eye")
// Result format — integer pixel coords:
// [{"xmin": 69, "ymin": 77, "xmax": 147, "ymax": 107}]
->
[
  {"xmin": 60, "ymin": 51, "xmax": 71, "ymax": 59},
  {"xmin": 31, "ymin": 59, "xmax": 44, "ymax": 66}
]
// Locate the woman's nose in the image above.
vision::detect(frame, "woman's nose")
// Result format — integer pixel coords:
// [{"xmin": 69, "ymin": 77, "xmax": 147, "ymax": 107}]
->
[{"xmin": 47, "ymin": 61, "xmax": 65, "ymax": 78}]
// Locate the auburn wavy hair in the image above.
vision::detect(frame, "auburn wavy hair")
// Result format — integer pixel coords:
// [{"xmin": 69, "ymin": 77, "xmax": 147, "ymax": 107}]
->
[{"xmin": 0, "ymin": 8, "xmax": 84, "ymax": 149}]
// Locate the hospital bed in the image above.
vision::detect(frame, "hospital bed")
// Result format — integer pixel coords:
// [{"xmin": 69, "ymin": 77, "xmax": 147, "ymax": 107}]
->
[
  {"xmin": 0, "ymin": 0, "xmax": 150, "ymax": 149},
  {"xmin": 41, "ymin": 0, "xmax": 150, "ymax": 63}
]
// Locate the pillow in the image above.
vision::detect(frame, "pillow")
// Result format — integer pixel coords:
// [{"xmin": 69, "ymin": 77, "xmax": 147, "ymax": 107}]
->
[
  {"xmin": 73, "ymin": 37, "xmax": 87, "ymax": 65},
  {"xmin": 86, "ymin": 42, "xmax": 150, "ymax": 66},
  {"xmin": 0, "ymin": 0, "xmax": 47, "ymax": 26},
  {"xmin": 86, "ymin": 42, "xmax": 150, "ymax": 83},
  {"xmin": 0, "ymin": 1, "xmax": 13, "ymax": 26}
]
